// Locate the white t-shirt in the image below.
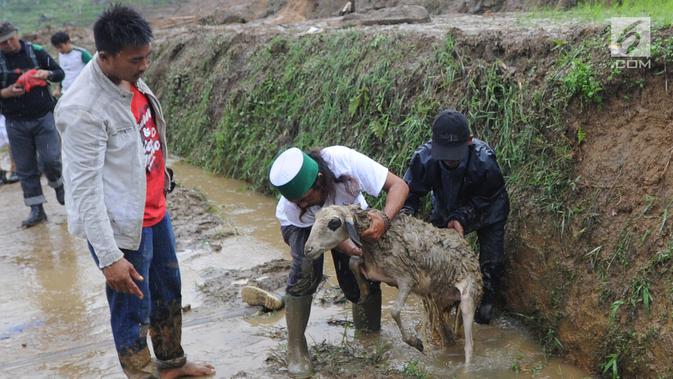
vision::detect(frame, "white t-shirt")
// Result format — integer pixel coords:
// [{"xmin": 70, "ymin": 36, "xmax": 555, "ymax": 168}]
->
[
  {"xmin": 59, "ymin": 47, "xmax": 92, "ymax": 92},
  {"xmin": 275, "ymin": 146, "xmax": 389, "ymax": 227}
]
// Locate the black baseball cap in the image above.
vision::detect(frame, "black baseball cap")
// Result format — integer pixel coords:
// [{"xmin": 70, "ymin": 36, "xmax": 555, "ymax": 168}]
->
[
  {"xmin": 431, "ymin": 109, "xmax": 469, "ymax": 161},
  {"xmin": 0, "ymin": 22, "xmax": 17, "ymax": 43}
]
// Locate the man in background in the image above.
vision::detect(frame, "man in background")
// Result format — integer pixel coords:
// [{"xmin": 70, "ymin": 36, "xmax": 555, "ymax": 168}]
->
[
  {"xmin": 50, "ymin": 31, "xmax": 92, "ymax": 96},
  {"xmin": 0, "ymin": 21, "xmax": 65, "ymax": 227}
]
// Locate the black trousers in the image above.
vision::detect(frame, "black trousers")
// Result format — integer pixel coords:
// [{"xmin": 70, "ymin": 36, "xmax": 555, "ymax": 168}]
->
[{"xmin": 476, "ymin": 221, "xmax": 506, "ymax": 299}]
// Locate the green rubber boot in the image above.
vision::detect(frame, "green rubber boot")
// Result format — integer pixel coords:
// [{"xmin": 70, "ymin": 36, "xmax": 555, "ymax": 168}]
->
[
  {"xmin": 352, "ymin": 286, "xmax": 381, "ymax": 332},
  {"xmin": 285, "ymin": 294, "xmax": 314, "ymax": 378}
]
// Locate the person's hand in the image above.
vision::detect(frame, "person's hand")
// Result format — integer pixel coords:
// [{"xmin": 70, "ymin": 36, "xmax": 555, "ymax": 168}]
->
[
  {"xmin": 360, "ymin": 211, "xmax": 386, "ymax": 242},
  {"xmin": 1, "ymin": 84, "xmax": 25, "ymax": 98},
  {"xmin": 32, "ymin": 69, "xmax": 50, "ymax": 80},
  {"xmin": 337, "ymin": 239, "xmax": 363, "ymax": 257},
  {"xmin": 52, "ymin": 87, "xmax": 61, "ymax": 98},
  {"xmin": 102, "ymin": 258, "xmax": 144, "ymax": 299},
  {"xmin": 447, "ymin": 220, "xmax": 464, "ymax": 238}
]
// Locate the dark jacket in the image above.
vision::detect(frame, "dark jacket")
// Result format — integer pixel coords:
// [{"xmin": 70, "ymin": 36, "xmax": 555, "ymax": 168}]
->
[
  {"xmin": 403, "ymin": 138, "xmax": 509, "ymax": 233},
  {"xmin": 0, "ymin": 40, "xmax": 64, "ymax": 120}
]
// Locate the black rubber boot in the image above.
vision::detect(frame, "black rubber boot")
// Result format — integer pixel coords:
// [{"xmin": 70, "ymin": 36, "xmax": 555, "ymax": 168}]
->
[
  {"xmin": 55, "ymin": 185, "xmax": 65, "ymax": 205},
  {"xmin": 475, "ymin": 264, "xmax": 502, "ymax": 325},
  {"xmin": 475, "ymin": 291, "xmax": 494, "ymax": 325},
  {"xmin": 22, "ymin": 204, "xmax": 47, "ymax": 228},
  {"xmin": 285, "ymin": 294, "xmax": 313, "ymax": 378},
  {"xmin": 352, "ymin": 285, "xmax": 381, "ymax": 332},
  {"xmin": 0, "ymin": 170, "xmax": 6, "ymax": 184}
]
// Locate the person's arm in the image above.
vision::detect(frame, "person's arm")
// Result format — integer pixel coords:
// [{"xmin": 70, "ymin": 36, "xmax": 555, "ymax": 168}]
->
[
  {"xmin": 361, "ymin": 172, "xmax": 409, "ymax": 241},
  {"xmin": 33, "ymin": 46, "xmax": 65, "ymax": 82},
  {"xmin": 0, "ymin": 84, "xmax": 25, "ymax": 98},
  {"xmin": 57, "ymin": 107, "xmax": 121, "ymax": 266},
  {"xmin": 81, "ymin": 49, "xmax": 93, "ymax": 64},
  {"xmin": 401, "ymin": 150, "xmax": 431, "ymax": 215},
  {"xmin": 57, "ymin": 106, "xmax": 143, "ymax": 298}
]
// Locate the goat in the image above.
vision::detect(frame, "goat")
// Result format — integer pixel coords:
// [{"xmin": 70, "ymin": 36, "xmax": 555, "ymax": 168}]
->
[{"xmin": 304, "ymin": 205, "xmax": 483, "ymax": 364}]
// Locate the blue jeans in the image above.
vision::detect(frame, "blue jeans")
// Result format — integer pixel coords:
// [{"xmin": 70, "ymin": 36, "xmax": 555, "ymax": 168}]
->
[
  {"xmin": 89, "ymin": 213, "xmax": 186, "ymax": 378},
  {"xmin": 5, "ymin": 112, "xmax": 63, "ymax": 206}
]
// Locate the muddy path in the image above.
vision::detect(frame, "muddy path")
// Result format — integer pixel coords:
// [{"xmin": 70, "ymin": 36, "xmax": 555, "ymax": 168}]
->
[{"xmin": 0, "ymin": 161, "xmax": 590, "ymax": 378}]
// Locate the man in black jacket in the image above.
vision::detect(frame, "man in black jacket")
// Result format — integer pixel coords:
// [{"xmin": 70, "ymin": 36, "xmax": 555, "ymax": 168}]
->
[
  {"xmin": 403, "ymin": 109, "xmax": 510, "ymax": 324},
  {"xmin": 0, "ymin": 22, "xmax": 65, "ymax": 227}
]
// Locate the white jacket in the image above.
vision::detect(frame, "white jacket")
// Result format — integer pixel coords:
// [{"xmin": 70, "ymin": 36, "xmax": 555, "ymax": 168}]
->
[{"xmin": 55, "ymin": 56, "xmax": 169, "ymax": 268}]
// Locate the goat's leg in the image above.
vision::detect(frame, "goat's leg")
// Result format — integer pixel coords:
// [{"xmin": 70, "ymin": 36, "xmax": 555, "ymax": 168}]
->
[
  {"xmin": 348, "ymin": 256, "xmax": 369, "ymax": 305},
  {"xmin": 459, "ymin": 286, "xmax": 477, "ymax": 365},
  {"xmin": 391, "ymin": 282, "xmax": 423, "ymax": 352}
]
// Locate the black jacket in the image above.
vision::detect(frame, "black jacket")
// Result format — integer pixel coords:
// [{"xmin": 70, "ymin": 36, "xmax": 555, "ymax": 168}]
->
[
  {"xmin": 0, "ymin": 40, "xmax": 64, "ymax": 120},
  {"xmin": 403, "ymin": 138, "xmax": 509, "ymax": 233}
]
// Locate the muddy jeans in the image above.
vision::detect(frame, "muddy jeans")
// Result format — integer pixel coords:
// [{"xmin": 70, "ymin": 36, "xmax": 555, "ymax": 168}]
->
[
  {"xmin": 281, "ymin": 225, "xmax": 380, "ymax": 302},
  {"xmin": 88, "ymin": 213, "xmax": 186, "ymax": 379},
  {"xmin": 5, "ymin": 112, "xmax": 63, "ymax": 206}
]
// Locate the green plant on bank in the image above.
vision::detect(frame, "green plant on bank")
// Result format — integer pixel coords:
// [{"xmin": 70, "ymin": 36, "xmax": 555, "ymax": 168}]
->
[
  {"xmin": 630, "ymin": 277, "xmax": 653, "ymax": 314},
  {"xmin": 0, "ymin": 0, "xmax": 174, "ymax": 32},
  {"xmin": 602, "ymin": 353, "xmax": 620, "ymax": 379},
  {"xmin": 523, "ymin": 0, "xmax": 673, "ymax": 26},
  {"xmin": 609, "ymin": 300, "xmax": 625, "ymax": 322},
  {"xmin": 562, "ymin": 59, "xmax": 603, "ymax": 105},
  {"xmin": 402, "ymin": 359, "xmax": 430, "ymax": 379}
]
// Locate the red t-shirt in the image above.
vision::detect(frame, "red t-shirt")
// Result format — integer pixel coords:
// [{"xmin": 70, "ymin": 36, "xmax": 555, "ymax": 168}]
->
[{"xmin": 131, "ymin": 84, "xmax": 166, "ymax": 227}]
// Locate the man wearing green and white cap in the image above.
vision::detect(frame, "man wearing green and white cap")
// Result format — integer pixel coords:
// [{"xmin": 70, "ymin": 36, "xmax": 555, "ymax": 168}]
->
[{"xmin": 269, "ymin": 145, "xmax": 408, "ymax": 378}]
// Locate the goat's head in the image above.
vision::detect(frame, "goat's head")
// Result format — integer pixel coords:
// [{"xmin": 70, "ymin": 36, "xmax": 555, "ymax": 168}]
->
[{"xmin": 304, "ymin": 205, "xmax": 362, "ymax": 260}]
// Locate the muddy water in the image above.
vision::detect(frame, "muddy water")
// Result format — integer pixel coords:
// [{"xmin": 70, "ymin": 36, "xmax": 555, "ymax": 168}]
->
[{"xmin": 0, "ymin": 161, "xmax": 592, "ymax": 378}]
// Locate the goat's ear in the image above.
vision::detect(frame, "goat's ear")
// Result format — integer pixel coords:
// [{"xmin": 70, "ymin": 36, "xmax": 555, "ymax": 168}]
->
[{"xmin": 346, "ymin": 221, "xmax": 362, "ymax": 248}]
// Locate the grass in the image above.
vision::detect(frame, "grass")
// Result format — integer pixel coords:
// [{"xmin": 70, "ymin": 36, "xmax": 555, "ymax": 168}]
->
[
  {"xmin": 0, "ymin": 0, "xmax": 174, "ymax": 32},
  {"xmin": 561, "ymin": 59, "xmax": 603, "ymax": 105},
  {"xmin": 401, "ymin": 359, "xmax": 430, "ymax": 379},
  {"xmin": 524, "ymin": 0, "xmax": 673, "ymax": 26}
]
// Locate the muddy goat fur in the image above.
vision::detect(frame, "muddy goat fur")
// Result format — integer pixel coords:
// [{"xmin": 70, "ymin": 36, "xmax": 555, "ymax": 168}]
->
[{"xmin": 304, "ymin": 205, "xmax": 483, "ymax": 364}]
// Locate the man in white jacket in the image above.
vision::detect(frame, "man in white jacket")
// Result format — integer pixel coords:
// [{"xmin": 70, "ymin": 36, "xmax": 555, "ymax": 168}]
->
[{"xmin": 55, "ymin": 5, "xmax": 214, "ymax": 379}]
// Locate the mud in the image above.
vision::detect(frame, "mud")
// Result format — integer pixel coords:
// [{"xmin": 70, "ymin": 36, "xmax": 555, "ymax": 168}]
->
[{"xmin": 168, "ymin": 185, "xmax": 238, "ymax": 252}]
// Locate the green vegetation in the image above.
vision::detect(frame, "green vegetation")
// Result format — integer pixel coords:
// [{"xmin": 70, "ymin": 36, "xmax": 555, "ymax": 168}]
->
[
  {"xmin": 401, "ymin": 359, "xmax": 429, "ymax": 379},
  {"xmin": 157, "ymin": 29, "xmax": 585, "ymax": 221},
  {"xmin": 526, "ymin": 0, "xmax": 673, "ymax": 26},
  {"xmin": 562, "ymin": 60, "xmax": 603, "ymax": 105},
  {"xmin": 601, "ymin": 353, "xmax": 620, "ymax": 379},
  {"xmin": 0, "ymin": 0, "xmax": 174, "ymax": 32}
]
